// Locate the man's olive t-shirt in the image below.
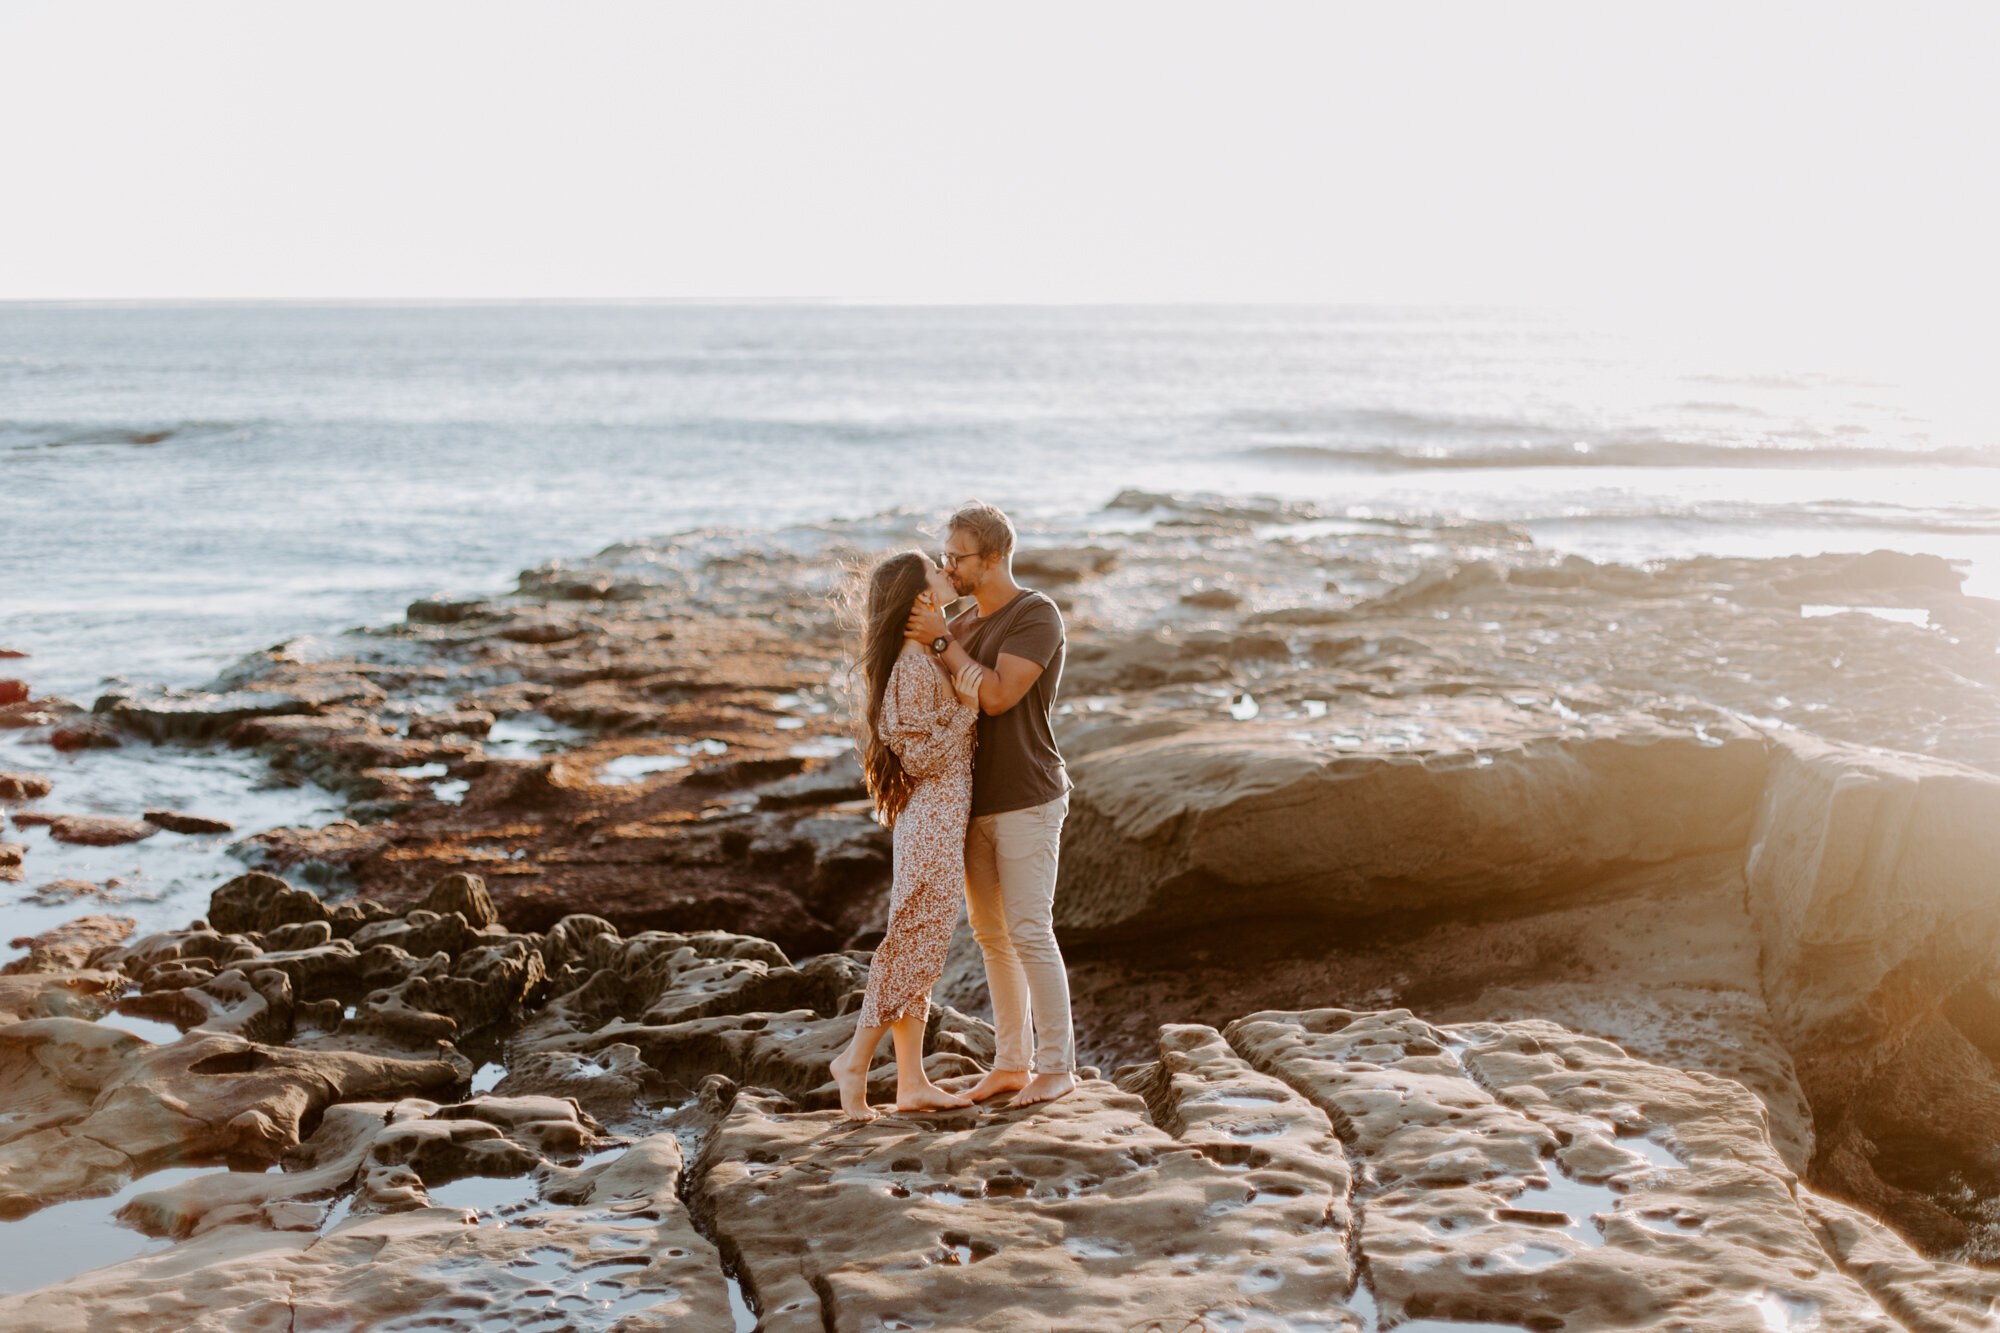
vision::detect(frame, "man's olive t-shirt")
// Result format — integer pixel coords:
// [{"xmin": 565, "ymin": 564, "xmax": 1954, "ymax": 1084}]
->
[{"xmin": 951, "ymin": 588, "xmax": 1069, "ymax": 818}]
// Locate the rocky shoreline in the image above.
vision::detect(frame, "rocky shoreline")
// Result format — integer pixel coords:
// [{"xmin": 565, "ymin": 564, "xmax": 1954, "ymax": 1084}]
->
[{"xmin": 6, "ymin": 495, "xmax": 2000, "ymax": 1327}]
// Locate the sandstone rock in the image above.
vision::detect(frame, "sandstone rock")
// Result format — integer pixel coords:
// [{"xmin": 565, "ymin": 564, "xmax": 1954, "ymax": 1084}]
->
[
  {"xmin": 206, "ymin": 872, "xmax": 330, "ymax": 935},
  {"xmin": 418, "ymin": 871, "xmax": 499, "ymax": 927},
  {"xmin": 47, "ymin": 719, "xmax": 121, "ymax": 750},
  {"xmin": 1012, "ymin": 546, "xmax": 1118, "ymax": 583},
  {"xmin": 404, "ymin": 592, "xmax": 492, "ymax": 624},
  {"xmin": 0, "ymin": 968, "xmax": 122, "ymax": 1023},
  {"xmin": 24, "ymin": 879, "xmax": 102, "ymax": 906},
  {"xmin": 683, "ymin": 754, "xmax": 810, "ymax": 789},
  {"xmin": 47, "ymin": 815, "xmax": 156, "ymax": 847},
  {"xmin": 1775, "ymin": 549, "xmax": 1965, "ymax": 598},
  {"xmin": 0, "ymin": 679, "xmax": 26, "ymax": 705},
  {"xmin": 0, "ymin": 771, "xmax": 52, "ymax": 801},
  {"xmin": 142, "ymin": 809, "xmax": 235, "ymax": 835},
  {"xmin": 3, "ymin": 915, "xmax": 134, "ymax": 976},
  {"xmin": 496, "ymin": 613, "xmax": 585, "ymax": 643},
  {"xmin": 15, "ymin": 1117, "xmax": 729, "ymax": 1330},
  {"xmin": 695, "ymin": 1058, "xmax": 1353, "ymax": 1331},
  {"xmin": 1181, "ymin": 584, "xmax": 1242, "ymax": 609},
  {"xmin": 0, "ymin": 1023, "xmax": 460, "ymax": 1218},
  {"xmin": 98, "ymin": 680, "xmax": 385, "ymax": 744},
  {"xmin": 1744, "ymin": 735, "xmax": 2000, "ymax": 1242},
  {"xmin": 1056, "ymin": 705, "xmax": 1769, "ymax": 940},
  {"xmin": 1227, "ymin": 1009, "xmax": 1904, "ymax": 1331},
  {"xmin": 405, "ymin": 708, "xmax": 494, "ymax": 739}
]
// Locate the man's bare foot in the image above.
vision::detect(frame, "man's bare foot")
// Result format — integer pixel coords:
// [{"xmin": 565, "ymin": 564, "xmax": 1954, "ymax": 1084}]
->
[
  {"xmin": 829, "ymin": 1050, "xmax": 877, "ymax": 1122},
  {"xmin": 964, "ymin": 1068, "xmax": 1031, "ymax": 1103},
  {"xmin": 1008, "ymin": 1071, "xmax": 1075, "ymax": 1108},
  {"xmin": 895, "ymin": 1083, "xmax": 973, "ymax": 1113}
]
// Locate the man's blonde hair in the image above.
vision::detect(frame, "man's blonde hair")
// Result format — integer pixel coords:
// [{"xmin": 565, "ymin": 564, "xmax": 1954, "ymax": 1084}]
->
[{"xmin": 947, "ymin": 501, "xmax": 1015, "ymax": 563}]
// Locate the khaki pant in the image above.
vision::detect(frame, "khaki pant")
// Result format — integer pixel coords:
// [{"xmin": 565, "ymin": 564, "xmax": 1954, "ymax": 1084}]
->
[{"xmin": 964, "ymin": 793, "xmax": 1073, "ymax": 1074}]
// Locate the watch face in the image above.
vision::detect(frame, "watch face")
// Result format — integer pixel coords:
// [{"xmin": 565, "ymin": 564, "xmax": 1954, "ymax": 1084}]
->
[{"xmin": 932, "ymin": 636, "xmax": 950, "ymax": 654}]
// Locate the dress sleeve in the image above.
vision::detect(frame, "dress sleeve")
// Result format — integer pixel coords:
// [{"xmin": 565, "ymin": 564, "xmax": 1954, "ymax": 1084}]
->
[{"xmin": 880, "ymin": 649, "xmax": 975, "ymax": 778}]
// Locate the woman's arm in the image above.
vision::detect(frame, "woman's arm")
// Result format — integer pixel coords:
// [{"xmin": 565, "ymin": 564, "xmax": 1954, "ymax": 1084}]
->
[{"xmin": 881, "ymin": 652, "xmax": 975, "ymax": 778}]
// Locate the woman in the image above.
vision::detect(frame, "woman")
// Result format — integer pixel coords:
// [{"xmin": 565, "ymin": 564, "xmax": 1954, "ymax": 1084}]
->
[{"xmin": 829, "ymin": 550, "xmax": 980, "ymax": 1120}]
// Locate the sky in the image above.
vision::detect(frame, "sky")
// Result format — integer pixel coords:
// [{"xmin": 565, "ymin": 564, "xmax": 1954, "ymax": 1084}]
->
[{"xmin": 1, "ymin": 2, "xmax": 1996, "ymax": 320}]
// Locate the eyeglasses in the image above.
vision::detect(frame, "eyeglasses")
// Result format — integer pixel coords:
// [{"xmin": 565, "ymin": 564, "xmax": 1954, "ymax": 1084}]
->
[{"xmin": 937, "ymin": 549, "xmax": 983, "ymax": 571}]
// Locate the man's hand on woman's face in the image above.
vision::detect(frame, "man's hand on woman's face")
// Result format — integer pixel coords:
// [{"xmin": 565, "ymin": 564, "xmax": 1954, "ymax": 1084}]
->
[{"xmin": 905, "ymin": 601, "xmax": 949, "ymax": 644}]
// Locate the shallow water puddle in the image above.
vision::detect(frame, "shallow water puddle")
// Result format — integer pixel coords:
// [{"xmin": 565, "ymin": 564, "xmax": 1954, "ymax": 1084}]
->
[
  {"xmin": 483, "ymin": 712, "xmax": 589, "ymax": 759},
  {"xmin": 1743, "ymin": 1288, "xmax": 1822, "ymax": 1331},
  {"xmin": 598, "ymin": 754, "xmax": 691, "ymax": 784},
  {"xmin": 0, "ymin": 731, "xmax": 342, "ymax": 949},
  {"xmin": 1801, "ymin": 604, "xmax": 1930, "ymax": 627},
  {"xmin": 98, "ymin": 1010, "xmax": 186, "ymax": 1045},
  {"xmin": 0, "ymin": 1165, "xmax": 243, "ymax": 1293}
]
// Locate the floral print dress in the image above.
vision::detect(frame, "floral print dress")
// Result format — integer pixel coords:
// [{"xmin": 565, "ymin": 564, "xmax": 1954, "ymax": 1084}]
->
[{"xmin": 857, "ymin": 642, "xmax": 977, "ymax": 1026}]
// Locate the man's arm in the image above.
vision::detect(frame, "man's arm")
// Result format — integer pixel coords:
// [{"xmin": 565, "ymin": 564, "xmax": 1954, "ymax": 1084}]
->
[
  {"xmin": 905, "ymin": 603, "xmax": 1047, "ymax": 715},
  {"xmin": 956, "ymin": 651, "xmax": 1043, "ymax": 715}
]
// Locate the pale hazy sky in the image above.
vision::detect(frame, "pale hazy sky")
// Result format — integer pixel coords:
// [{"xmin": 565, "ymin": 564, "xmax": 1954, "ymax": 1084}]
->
[{"xmin": 1, "ymin": 2, "xmax": 1995, "ymax": 313}]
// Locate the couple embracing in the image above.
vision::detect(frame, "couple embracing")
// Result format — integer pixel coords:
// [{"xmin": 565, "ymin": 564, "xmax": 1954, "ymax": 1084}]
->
[{"xmin": 829, "ymin": 501, "xmax": 1076, "ymax": 1121}]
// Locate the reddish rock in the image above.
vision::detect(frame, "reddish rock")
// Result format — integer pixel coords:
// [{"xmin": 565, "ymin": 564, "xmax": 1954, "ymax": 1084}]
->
[
  {"xmin": 0, "ymin": 772, "xmax": 53, "ymax": 801},
  {"xmin": 406, "ymin": 709, "xmax": 495, "ymax": 740},
  {"xmin": 26, "ymin": 880, "xmax": 107, "ymax": 906},
  {"xmin": 0, "ymin": 680, "xmax": 27, "ymax": 706},
  {"xmin": 47, "ymin": 719, "xmax": 122, "ymax": 751},
  {"xmin": 10, "ymin": 812, "xmax": 56, "ymax": 829},
  {"xmin": 0, "ymin": 648, "xmax": 27, "ymax": 659},
  {"xmin": 47, "ymin": 816, "xmax": 157, "ymax": 847},
  {"xmin": 142, "ymin": 809, "xmax": 237, "ymax": 835},
  {"xmin": 3, "ymin": 914, "xmax": 133, "ymax": 974}
]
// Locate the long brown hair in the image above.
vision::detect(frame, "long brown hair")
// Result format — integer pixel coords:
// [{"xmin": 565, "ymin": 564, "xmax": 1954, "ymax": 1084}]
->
[{"xmin": 858, "ymin": 550, "xmax": 933, "ymax": 828}]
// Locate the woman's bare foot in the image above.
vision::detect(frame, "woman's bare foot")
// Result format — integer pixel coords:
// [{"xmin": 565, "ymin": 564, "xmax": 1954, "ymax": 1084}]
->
[
  {"xmin": 895, "ymin": 1083, "xmax": 973, "ymax": 1113},
  {"xmin": 1008, "ymin": 1071, "xmax": 1075, "ymax": 1108},
  {"xmin": 829, "ymin": 1050, "xmax": 877, "ymax": 1121},
  {"xmin": 964, "ymin": 1068, "xmax": 1031, "ymax": 1103}
]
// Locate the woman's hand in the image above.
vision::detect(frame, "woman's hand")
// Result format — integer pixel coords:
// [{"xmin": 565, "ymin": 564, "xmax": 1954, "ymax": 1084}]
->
[{"xmin": 952, "ymin": 661, "xmax": 983, "ymax": 710}]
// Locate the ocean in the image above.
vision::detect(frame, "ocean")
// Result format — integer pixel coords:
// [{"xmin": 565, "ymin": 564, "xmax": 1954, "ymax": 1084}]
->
[{"xmin": 4, "ymin": 301, "xmax": 1996, "ymax": 702}]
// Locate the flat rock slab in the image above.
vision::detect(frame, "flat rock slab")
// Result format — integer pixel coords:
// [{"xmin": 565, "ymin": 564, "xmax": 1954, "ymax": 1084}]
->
[
  {"xmin": 1226, "ymin": 1008, "xmax": 1911, "ymax": 1331},
  {"xmin": 694, "ymin": 1069, "xmax": 1356, "ymax": 1332},
  {"xmin": 47, "ymin": 816, "xmax": 156, "ymax": 847},
  {"xmin": 98, "ymin": 682, "xmax": 382, "ymax": 743},
  {"xmin": 142, "ymin": 810, "xmax": 236, "ymax": 835}
]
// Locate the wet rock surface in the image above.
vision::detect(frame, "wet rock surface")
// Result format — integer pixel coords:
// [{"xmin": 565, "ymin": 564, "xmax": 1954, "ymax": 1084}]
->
[
  {"xmin": 10, "ymin": 879, "xmax": 1999, "ymax": 1331},
  {"xmin": 6, "ymin": 507, "xmax": 2000, "ymax": 1322}
]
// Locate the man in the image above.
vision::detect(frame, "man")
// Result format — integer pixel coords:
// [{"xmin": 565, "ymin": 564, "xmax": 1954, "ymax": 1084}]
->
[{"xmin": 904, "ymin": 500, "xmax": 1075, "ymax": 1107}]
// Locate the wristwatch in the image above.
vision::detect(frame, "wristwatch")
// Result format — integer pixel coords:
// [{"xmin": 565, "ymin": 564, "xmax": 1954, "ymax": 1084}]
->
[{"xmin": 930, "ymin": 635, "xmax": 950, "ymax": 656}]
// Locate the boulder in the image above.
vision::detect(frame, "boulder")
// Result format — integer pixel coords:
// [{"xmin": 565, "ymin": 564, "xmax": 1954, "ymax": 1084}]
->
[
  {"xmin": 404, "ymin": 593, "xmax": 491, "ymax": 624},
  {"xmin": 1055, "ymin": 704, "xmax": 1770, "ymax": 939},
  {"xmin": 1743, "ymin": 735, "xmax": 2000, "ymax": 1240},
  {"xmin": 0, "ymin": 680, "xmax": 27, "ymax": 706},
  {"xmin": 47, "ymin": 719, "xmax": 122, "ymax": 751},
  {"xmin": 418, "ymin": 872, "xmax": 499, "ymax": 928},
  {"xmin": 206, "ymin": 873, "xmax": 331, "ymax": 935},
  {"xmin": 0, "ymin": 772, "xmax": 53, "ymax": 801}
]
